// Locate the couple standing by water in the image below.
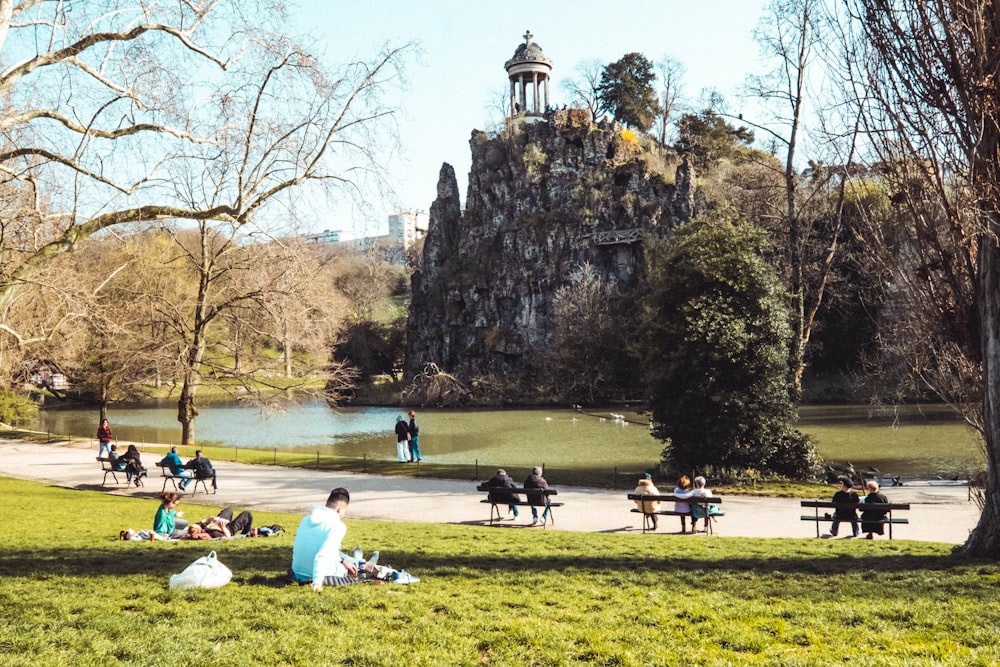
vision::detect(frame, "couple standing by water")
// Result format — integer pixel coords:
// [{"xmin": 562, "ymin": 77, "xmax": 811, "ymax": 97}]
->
[{"xmin": 394, "ymin": 410, "xmax": 422, "ymax": 463}]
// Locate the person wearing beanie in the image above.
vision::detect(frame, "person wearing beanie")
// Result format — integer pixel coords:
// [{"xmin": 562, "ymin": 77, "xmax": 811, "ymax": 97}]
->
[{"xmin": 633, "ymin": 473, "xmax": 661, "ymax": 531}]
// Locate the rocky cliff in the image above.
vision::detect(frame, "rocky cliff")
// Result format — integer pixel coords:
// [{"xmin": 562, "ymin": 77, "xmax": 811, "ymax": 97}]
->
[{"xmin": 406, "ymin": 110, "xmax": 693, "ymax": 402}]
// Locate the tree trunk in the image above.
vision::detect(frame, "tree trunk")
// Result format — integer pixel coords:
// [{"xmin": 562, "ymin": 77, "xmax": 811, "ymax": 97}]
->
[
  {"xmin": 959, "ymin": 228, "xmax": 1000, "ymax": 557},
  {"xmin": 177, "ymin": 378, "xmax": 199, "ymax": 447}
]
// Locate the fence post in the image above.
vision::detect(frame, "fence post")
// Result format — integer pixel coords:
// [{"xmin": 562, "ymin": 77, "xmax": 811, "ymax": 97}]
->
[
  {"xmin": 316, "ymin": 451, "xmax": 320, "ymax": 469},
  {"xmin": 363, "ymin": 453, "xmax": 366, "ymax": 473},
  {"xmin": 475, "ymin": 459, "xmax": 478, "ymax": 480}
]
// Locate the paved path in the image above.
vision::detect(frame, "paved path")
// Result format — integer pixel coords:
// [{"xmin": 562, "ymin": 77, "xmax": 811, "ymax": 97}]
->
[{"xmin": 0, "ymin": 438, "xmax": 981, "ymax": 544}]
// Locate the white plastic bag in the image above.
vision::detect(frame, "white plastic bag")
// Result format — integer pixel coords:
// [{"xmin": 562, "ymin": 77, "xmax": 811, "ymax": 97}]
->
[{"xmin": 169, "ymin": 550, "xmax": 233, "ymax": 590}]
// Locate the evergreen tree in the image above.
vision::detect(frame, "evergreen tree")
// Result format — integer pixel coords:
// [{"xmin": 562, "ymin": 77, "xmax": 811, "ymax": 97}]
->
[
  {"xmin": 597, "ymin": 53, "xmax": 661, "ymax": 131},
  {"xmin": 639, "ymin": 214, "xmax": 819, "ymax": 478}
]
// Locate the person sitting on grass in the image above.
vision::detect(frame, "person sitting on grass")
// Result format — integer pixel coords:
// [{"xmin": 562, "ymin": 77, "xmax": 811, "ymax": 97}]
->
[
  {"xmin": 860, "ymin": 479, "xmax": 890, "ymax": 540},
  {"xmin": 153, "ymin": 492, "xmax": 189, "ymax": 539},
  {"xmin": 826, "ymin": 476, "xmax": 860, "ymax": 538},
  {"xmin": 290, "ymin": 487, "xmax": 373, "ymax": 590},
  {"xmin": 184, "ymin": 507, "xmax": 254, "ymax": 539}
]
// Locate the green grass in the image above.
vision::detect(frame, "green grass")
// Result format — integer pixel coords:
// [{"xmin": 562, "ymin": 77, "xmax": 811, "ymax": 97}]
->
[{"xmin": 2, "ymin": 477, "xmax": 999, "ymax": 665}]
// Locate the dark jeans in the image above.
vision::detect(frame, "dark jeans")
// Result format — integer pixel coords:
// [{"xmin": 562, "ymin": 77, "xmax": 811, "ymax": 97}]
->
[{"xmin": 217, "ymin": 507, "xmax": 253, "ymax": 535}]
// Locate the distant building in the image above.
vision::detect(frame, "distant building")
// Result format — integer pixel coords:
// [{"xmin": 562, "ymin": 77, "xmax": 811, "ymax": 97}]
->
[
  {"xmin": 304, "ymin": 229, "xmax": 341, "ymax": 244},
  {"xmin": 388, "ymin": 210, "xmax": 428, "ymax": 250},
  {"xmin": 303, "ymin": 211, "xmax": 427, "ymax": 264}
]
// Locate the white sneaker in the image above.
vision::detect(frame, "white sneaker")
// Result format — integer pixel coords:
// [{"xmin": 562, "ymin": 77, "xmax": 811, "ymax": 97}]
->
[
  {"xmin": 530, "ymin": 518, "xmax": 538, "ymax": 526},
  {"xmin": 366, "ymin": 551, "xmax": 380, "ymax": 569},
  {"xmin": 394, "ymin": 570, "xmax": 419, "ymax": 584}
]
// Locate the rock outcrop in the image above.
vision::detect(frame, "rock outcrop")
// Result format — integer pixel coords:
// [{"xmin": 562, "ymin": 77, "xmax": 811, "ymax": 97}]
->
[{"xmin": 406, "ymin": 110, "xmax": 692, "ymax": 401}]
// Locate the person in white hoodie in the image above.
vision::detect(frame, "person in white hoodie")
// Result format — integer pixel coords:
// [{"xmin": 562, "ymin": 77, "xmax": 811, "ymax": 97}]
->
[{"xmin": 290, "ymin": 487, "xmax": 363, "ymax": 591}]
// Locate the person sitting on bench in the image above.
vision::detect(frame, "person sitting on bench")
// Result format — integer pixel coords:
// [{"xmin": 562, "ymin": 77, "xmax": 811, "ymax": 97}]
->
[
  {"xmin": 183, "ymin": 449, "xmax": 216, "ymax": 491},
  {"xmin": 486, "ymin": 468, "xmax": 522, "ymax": 519},
  {"xmin": 524, "ymin": 466, "xmax": 551, "ymax": 526},
  {"xmin": 120, "ymin": 444, "xmax": 147, "ymax": 487},
  {"xmin": 632, "ymin": 473, "xmax": 662, "ymax": 531},
  {"xmin": 158, "ymin": 446, "xmax": 193, "ymax": 486}
]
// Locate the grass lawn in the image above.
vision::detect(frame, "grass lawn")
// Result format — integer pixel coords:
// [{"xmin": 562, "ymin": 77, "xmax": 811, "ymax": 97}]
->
[{"xmin": 1, "ymin": 477, "xmax": 999, "ymax": 666}]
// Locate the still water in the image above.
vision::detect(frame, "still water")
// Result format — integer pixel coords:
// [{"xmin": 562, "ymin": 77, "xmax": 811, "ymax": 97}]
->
[{"xmin": 32, "ymin": 400, "xmax": 984, "ymax": 477}]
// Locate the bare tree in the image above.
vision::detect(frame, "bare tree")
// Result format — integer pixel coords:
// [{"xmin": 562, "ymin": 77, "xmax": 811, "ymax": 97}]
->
[
  {"xmin": 654, "ymin": 56, "xmax": 686, "ymax": 146},
  {"xmin": 738, "ymin": 0, "xmax": 864, "ymax": 400},
  {"xmin": 561, "ymin": 59, "xmax": 607, "ymax": 122},
  {"xmin": 0, "ymin": 1, "xmax": 411, "ymax": 370},
  {"xmin": 836, "ymin": 0, "xmax": 1000, "ymax": 557}
]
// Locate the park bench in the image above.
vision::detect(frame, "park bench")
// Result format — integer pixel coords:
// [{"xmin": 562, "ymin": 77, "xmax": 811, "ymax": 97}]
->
[
  {"xmin": 627, "ymin": 493, "xmax": 724, "ymax": 534},
  {"xmin": 476, "ymin": 482, "xmax": 563, "ymax": 528},
  {"xmin": 157, "ymin": 463, "xmax": 217, "ymax": 495},
  {"xmin": 158, "ymin": 464, "xmax": 190, "ymax": 493},
  {"xmin": 800, "ymin": 500, "xmax": 910, "ymax": 539},
  {"xmin": 98, "ymin": 457, "xmax": 146, "ymax": 487}
]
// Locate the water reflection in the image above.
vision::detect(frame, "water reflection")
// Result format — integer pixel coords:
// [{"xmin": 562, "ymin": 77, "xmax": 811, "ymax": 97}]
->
[{"xmin": 32, "ymin": 400, "xmax": 984, "ymax": 477}]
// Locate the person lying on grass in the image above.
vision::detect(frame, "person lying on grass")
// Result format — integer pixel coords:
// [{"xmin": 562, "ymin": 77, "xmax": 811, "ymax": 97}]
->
[{"xmin": 183, "ymin": 507, "xmax": 254, "ymax": 539}]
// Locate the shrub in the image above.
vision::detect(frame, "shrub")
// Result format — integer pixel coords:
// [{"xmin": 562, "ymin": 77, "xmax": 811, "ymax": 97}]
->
[{"xmin": 0, "ymin": 388, "xmax": 38, "ymax": 425}]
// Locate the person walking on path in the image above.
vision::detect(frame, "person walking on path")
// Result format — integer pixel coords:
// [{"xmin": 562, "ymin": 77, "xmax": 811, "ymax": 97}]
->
[
  {"xmin": 407, "ymin": 410, "xmax": 422, "ymax": 462},
  {"xmin": 394, "ymin": 416, "xmax": 411, "ymax": 463},
  {"xmin": 524, "ymin": 466, "xmax": 552, "ymax": 526},
  {"xmin": 96, "ymin": 418, "xmax": 113, "ymax": 459}
]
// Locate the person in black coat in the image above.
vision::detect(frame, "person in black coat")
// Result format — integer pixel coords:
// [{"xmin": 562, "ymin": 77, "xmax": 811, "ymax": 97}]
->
[
  {"xmin": 524, "ymin": 466, "xmax": 551, "ymax": 526},
  {"xmin": 860, "ymin": 480, "xmax": 889, "ymax": 539},
  {"xmin": 184, "ymin": 450, "xmax": 216, "ymax": 491},
  {"xmin": 486, "ymin": 468, "xmax": 521, "ymax": 519},
  {"xmin": 120, "ymin": 444, "xmax": 147, "ymax": 487}
]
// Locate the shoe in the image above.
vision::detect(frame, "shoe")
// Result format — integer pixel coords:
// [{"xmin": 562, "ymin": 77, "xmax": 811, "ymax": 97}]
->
[
  {"xmin": 416, "ymin": 458, "xmax": 422, "ymax": 462},
  {"xmin": 366, "ymin": 551, "xmax": 380, "ymax": 569},
  {"xmin": 393, "ymin": 570, "xmax": 419, "ymax": 584},
  {"xmin": 822, "ymin": 533, "xmax": 835, "ymax": 538},
  {"xmin": 530, "ymin": 518, "xmax": 538, "ymax": 526},
  {"xmin": 865, "ymin": 533, "xmax": 874, "ymax": 540}
]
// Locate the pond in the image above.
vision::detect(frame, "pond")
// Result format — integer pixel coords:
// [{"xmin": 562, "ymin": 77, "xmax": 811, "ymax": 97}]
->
[{"xmin": 31, "ymin": 400, "xmax": 984, "ymax": 478}]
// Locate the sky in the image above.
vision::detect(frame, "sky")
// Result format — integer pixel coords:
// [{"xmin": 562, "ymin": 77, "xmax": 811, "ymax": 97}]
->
[{"xmin": 291, "ymin": 0, "xmax": 771, "ymax": 238}]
